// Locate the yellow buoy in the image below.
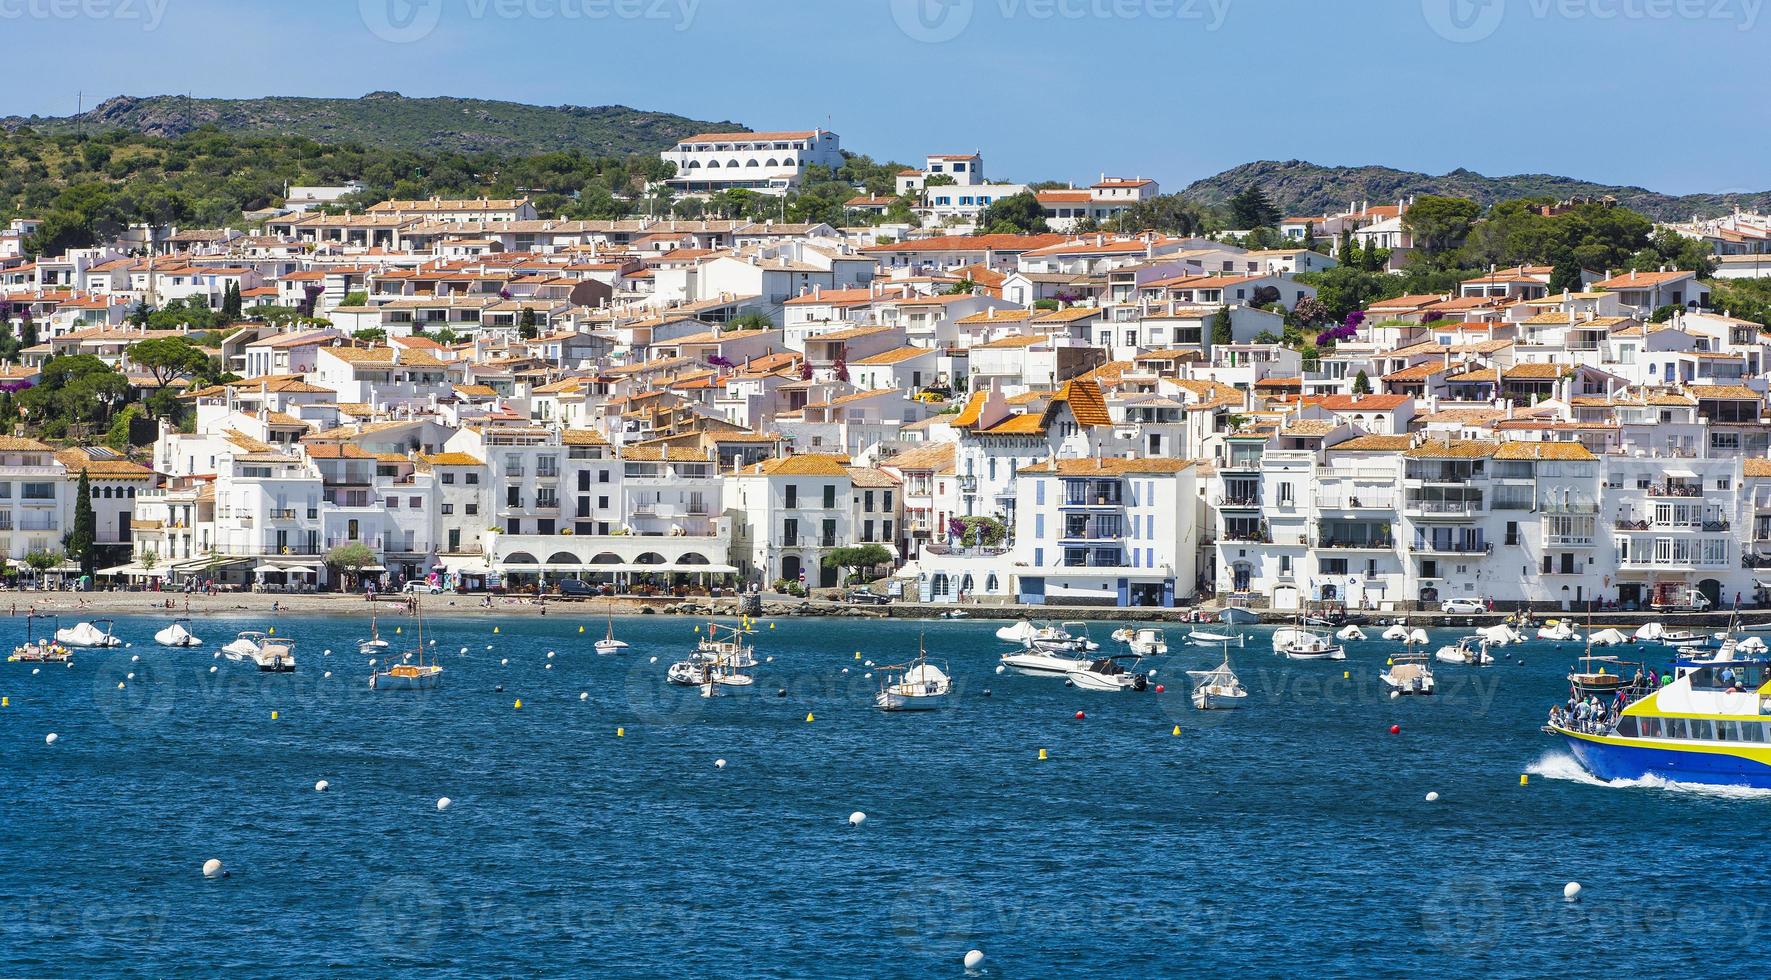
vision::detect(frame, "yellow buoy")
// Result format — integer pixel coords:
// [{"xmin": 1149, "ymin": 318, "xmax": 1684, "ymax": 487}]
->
[
  {"xmin": 616, "ymin": 727, "xmax": 625, "ymax": 737},
  {"xmin": 854, "ymin": 652, "xmax": 861, "ymax": 660},
  {"xmin": 578, "ymin": 626, "xmax": 585, "ymax": 633},
  {"xmin": 1520, "ymin": 774, "xmax": 1529, "ymax": 786},
  {"xmin": 1171, "ymin": 725, "xmax": 1181, "ymax": 736},
  {"xmin": 1386, "ymin": 658, "xmax": 1394, "ymax": 666},
  {"xmin": 268, "ymin": 627, "xmax": 275, "ymax": 635},
  {"xmin": 805, "ymin": 712, "xmax": 815, "ymax": 723},
  {"xmin": 769, "ymin": 623, "xmax": 775, "ymax": 630},
  {"xmin": 270, "ymin": 710, "xmax": 279, "ymax": 720},
  {"xmin": 395, "ymin": 626, "xmax": 402, "ymax": 634},
  {"xmin": 493, "ymin": 626, "xmax": 500, "ymax": 634},
  {"xmin": 1343, "ymin": 671, "xmax": 1350, "ymax": 679},
  {"xmin": 1038, "ymin": 748, "xmax": 1049, "ymax": 761},
  {"xmin": 514, "ymin": 699, "xmax": 523, "ymax": 709},
  {"xmin": 2, "ymin": 696, "xmax": 8, "ymax": 707}
]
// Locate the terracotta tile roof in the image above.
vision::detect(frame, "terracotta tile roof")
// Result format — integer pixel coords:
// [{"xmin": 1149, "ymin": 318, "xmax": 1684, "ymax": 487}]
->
[
  {"xmin": 1326, "ymin": 435, "xmax": 1411, "ymax": 452},
  {"xmin": 1313, "ymin": 394, "xmax": 1409, "ymax": 412},
  {"xmin": 981, "ymin": 414, "xmax": 1047, "ymax": 435},
  {"xmin": 745, "ymin": 453, "xmax": 852, "ymax": 477},
  {"xmin": 420, "ymin": 452, "xmax": 484, "ymax": 466},
  {"xmin": 1050, "ymin": 378, "xmax": 1111, "ymax": 427},
  {"xmin": 1491, "ymin": 442, "xmax": 1597, "ymax": 461},
  {"xmin": 884, "ymin": 442, "xmax": 956, "ymax": 475},
  {"xmin": 952, "ymin": 391, "xmax": 988, "ymax": 428},
  {"xmin": 1744, "ymin": 459, "xmax": 1771, "ymax": 478},
  {"xmin": 852, "ymin": 346, "xmax": 936, "ymax": 366},
  {"xmin": 1402, "ymin": 439, "xmax": 1499, "ymax": 459}
]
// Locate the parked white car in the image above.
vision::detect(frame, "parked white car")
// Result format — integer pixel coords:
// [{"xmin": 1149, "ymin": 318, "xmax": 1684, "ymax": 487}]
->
[
  {"xmin": 401, "ymin": 581, "xmax": 444, "ymax": 594},
  {"xmin": 1440, "ymin": 598, "xmax": 1485, "ymax": 615}
]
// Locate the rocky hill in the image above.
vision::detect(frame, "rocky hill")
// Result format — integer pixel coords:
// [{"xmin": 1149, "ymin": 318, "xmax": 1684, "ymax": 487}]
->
[
  {"xmin": 1, "ymin": 91, "xmax": 742, "ymax": 156},
  {"xmin": 1180, "ymin": 160, "xmax": 1771, "ymax": 221}
]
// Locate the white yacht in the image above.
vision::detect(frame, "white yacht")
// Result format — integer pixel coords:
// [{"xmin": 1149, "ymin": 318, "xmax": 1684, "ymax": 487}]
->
[
  {"xmin": 1433, "ymin": 635, "xmax": 1495, "ymax": 666},
  {"xmin": 1065, "ymin": 656, "xmax": 1149, "ymax": 692},
  {"xmin": 1112, "ymin": 627, "xmax": 1169, "ymax": 656},
  {"xmin": 999, "ymin": 647, "xmax": 1089, "ymax": 677},
  {"xmin": 1185, "ymin": 629, "xmax": 1243, "ymax": 648}
]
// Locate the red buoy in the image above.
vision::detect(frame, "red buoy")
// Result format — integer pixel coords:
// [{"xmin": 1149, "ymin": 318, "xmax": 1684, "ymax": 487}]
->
[
  {"xmin": 1154, "ymin": 684, "xmax": 1165, "ymax": 694},
  {"xmin": 1074, "ymin": 710, "xmax": 1086, "ymax": 720},
  {"xmin": 1389, "ymin": 724, "xmax": 1401, "ymax": 735}
]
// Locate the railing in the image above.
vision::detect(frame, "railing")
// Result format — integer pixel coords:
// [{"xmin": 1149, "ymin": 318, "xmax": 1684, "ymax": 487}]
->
[
  {"xmin": 1412, "ymin": 541, "xmax": 1492, "ymax": 555},
  {"xmin": 1316, "ymin": 537, "xmax": 1395, "ymax": 551},
  {"xmin": 1647, "ymin": 484, "xmax": 1703, "ymax": 498},
  {"xmin": 1220, "ymin": 496, "xmax": 1262, "ymax": 508},
  {"xmin": 1407, "ymin": 501, "xmax": 1482, "ymax": 516},
  {"xmin": 1544, "ymin": 534, "xmax": 1596, "ymax": 548},
  {"xmin": 1614, "ymin": 519, "xmax": 1731, "ymax": 532},
  {"xmin": 1221, "ymin": 529, "xmax": 1271, "ymax": 544},
  {"xmin": 1316, "ymin": 495, "xmax": 1395, "ymax": 510},
  {"xmin": 269, "ymin": 509, "xmax": 297, "ymax": 520}
]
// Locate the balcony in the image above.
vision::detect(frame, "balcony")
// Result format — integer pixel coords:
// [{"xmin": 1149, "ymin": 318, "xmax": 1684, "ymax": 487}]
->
[
  {"xmin": 1218, "ymin": 495, "xmax": 1263, "ymax": 510},
  {"xmin": 1316, "ymin": 537, "xmax": 1395, "ymax": 552},
  {"xmin": 1647, "ymin": 483, "xmax": 1703, "ymax": 498},
  {"xmin": 269, "ymin": 509, "xmax": 297, "ymax": 520},
  {"xmin": 1405, "ymin": 500, "xmax": 1482, "ymax": 520},
  {"xmin": 1411, "ymin": 540, "xmax": 1492, "ymax": 556},
  {"xmin": 1315, "ymin": 494, "xmax": 1395, "ymax": 511},
  {"xmin": 1614, "ymin": 519, "xmax": 1730, "ymax": 532},
  {"xmin": 1543, "ymin": 533, "xmax": 1596, "ymax": 548}
]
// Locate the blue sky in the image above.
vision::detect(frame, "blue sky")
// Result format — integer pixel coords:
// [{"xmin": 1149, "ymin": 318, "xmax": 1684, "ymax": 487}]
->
[{"xmin": 6, "ymin": 0, "xmax": 1766, "ymax": 194}]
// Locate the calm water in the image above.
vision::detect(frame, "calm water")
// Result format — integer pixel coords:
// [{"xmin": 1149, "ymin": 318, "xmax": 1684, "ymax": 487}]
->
[{"xmin": 2, "ymin": 612, "xmax": 1766, "ymax": 977}]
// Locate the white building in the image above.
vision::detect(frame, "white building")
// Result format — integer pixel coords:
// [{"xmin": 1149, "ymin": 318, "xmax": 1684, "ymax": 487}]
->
[{"xmin": 662, "ymin": 130, "xmax": 844, "ymax": 197}]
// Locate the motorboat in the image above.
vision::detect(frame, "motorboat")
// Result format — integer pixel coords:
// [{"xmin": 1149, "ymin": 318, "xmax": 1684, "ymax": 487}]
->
[
  {"xmin": 1381, "ymin": 624, "xmax": 1411, "ymax": 641},
  {"xmin": 1587, "ymin": 628, "xmax": 1630, "ymax": 647},
  {"xmin": 999, "ymin": 648, "xmax": 1089, "ymax": 677},
  {"xmin": 875, "ymin": 636, "xmax": 951, "ymax": 711},
  {"xmin": 1218, "ymin": 606, "xmax": 1261, "ymax": 626},
  {"xmin": 1272, "ymin": 627, "xmax": 1345, "ymax": 661},
  {"xmin": 1380, "ymin": 652, "xmax": 1436, "ymax": 696},
  {"xmin": 1660, "ymin": 629, "xmax": 1715, "ymax": 649},
  {"xmin": 8, "ymin": 615, "xmax": 70, "ymax": 663},
  {"xmin": 1185, "ymin": 629, "xmax": 1243, "ymax": 648},
  {"xmin": 222, "ymin": 631, "xmax": 268, "ymax": 662},
  {"xmin": 996, "ymin": 620, "xmax": 1040, "ymax": 645},
  {"xmin": 668, "ymin": 620, "xmax": 756, "ymax": 692},
  {"xmin": 594, "ymin": 601, "xmax": 629, "ymax": 655},
  {"xmin": 1065, "ymin": 655, "xmax": 1149, "ymax": 692},
  {"xmin": 1335, "ymin": 625, "xmax": 1366, "ymax": 642},
  {"xmin": 1633, "ymin": 622, "xmax": 1665, "ymax": 642},
  {"xmin": 250, "ymin": 636, "xmax": 296, "ymax": 673},
  {"xmin": 1537, "ymin": 621, "xmax": 1580, "ymax": 642},
  {"xmin": 56, "ymin": 620, "xmax": 121, "ymax": 648},
  {"xmin": 1434, "ymin": 636, "xmax": 1495, "ymax": 666},
  {"xmin": 1032, "ymin": 622, "xmax": 1099, "ymax": 653},
  {"xmin": 1111, "ymin": 627, "xmax": 1169, "ymax": 656},
  {"xmin": 1475, "ymin": 624, "xmax": 1521, "ymax": 647},
  {"xmin": 1187, "ymin": 651, "xmax": 1247, "ymax": 710},
  {"xmin": 938, "ymin": 609, "xmax": 969, "ymax": 620},
  {"xmin": 371, "ymin": 603, "xmax": 441, "ymax": 691},
  {"xmin": 154, "ymin": 619, "xmax": 202, "ymax": 648}
]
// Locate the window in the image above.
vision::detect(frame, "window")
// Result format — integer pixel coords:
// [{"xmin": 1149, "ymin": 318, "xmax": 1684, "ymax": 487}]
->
[
  {"xmin": 466, "ymin": 474, "xmax": 480, "ymax": 485},
  {"xmin": 785, "ymin": 485, "xmax": 798, "ymax": 508},
  {"xmin": 409, "ymin": 497, "xmax": 421, "ymax": 509},
  {"xmin": 465, "ymin": 504, "xmax": 478, "ymax": 516},
  {"xmin": 442, "ymin": 503, "xmax": 454, "ymax": 515},
  {"xmin": 442, "ymin": 473, "xmax": 456, "ymax": 485}
]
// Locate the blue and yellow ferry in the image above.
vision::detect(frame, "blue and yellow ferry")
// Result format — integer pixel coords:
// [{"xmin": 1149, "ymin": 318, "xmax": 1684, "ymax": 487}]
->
[{"xmin": 1549, "ymin": 657, "xmax": 1771, "ymax": 788}]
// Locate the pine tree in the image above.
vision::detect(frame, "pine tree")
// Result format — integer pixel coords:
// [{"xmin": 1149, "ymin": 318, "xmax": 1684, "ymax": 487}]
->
[
  {"xmin": 519, "ymin": 307, "xmax": 538, "ymax": 340},
  {"xmin": 70, "ymin": 469, "xmax": 97, "ymax": 578},
  {"xmin": 19, "ymin": 313, "xmax": 36, "ymax": 350},
  {"xmin": 1342, "ymin": 237, "xmax": 1362, "ymax": 270},
  {"xmin": 1352, "ymin": 370, "xmax": 1372, "ymax": 395},
  {"xmin": 1363, "ymin": 242, "xmax": 1385, "ymax": 272},
  {"xmin": 1337, "ymin": 226, "xmax": 1353, "ymax": 261},
  {"xmin": 1211, "ymin": 305, "xmax": 1234, "ymax": 346},
  {"xmin": 221, "ymin": 282, "xmax": 242, "ymax": 320},
  {"xmin": 1548, "ymin": 260, "xmax": 1582, "ymax": 295}
]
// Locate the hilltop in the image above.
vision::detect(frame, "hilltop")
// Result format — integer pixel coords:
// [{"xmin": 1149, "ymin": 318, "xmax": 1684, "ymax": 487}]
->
[
  {"xmin": 1180, "ymin": 160, "xmax": 1771, "ymax": 222},
  {"xmin": 0, "ymin": 92, "xmax": 743, "ymax": 156}
]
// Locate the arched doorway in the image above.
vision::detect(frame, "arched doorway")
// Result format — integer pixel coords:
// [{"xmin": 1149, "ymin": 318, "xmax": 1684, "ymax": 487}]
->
[
  {"xmin": 781, "ymin": 555, "xmax": 802, "ymax": 586},
  {"xmin": 1698, "ymin": 578, "xmax": 1724, "ymax": 609},
  {"xmin": 1231, "ymin": 561, "xmax": 1252, "ymax": 593}
]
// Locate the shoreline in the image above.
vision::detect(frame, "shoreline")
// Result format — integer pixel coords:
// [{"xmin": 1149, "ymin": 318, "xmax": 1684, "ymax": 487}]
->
[{"xmin": 0, "ymin": 590, "xmax": 1759, "ymax": 630}]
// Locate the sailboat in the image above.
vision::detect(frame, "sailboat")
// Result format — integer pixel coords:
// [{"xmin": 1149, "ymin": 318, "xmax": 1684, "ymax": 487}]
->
[
  {"xmin": 1273, "ymin": 596, "xmax": 1345, "ymax": 660},
  {"xmin": 371, "ymin": 601, "xmax": 442, "ymax": 691},
  {"xmin": 8, "ymin": 614, "xmax": 70, "ymax": 663},
  {"xmin": 1188, "ymin": 644, "xmax": 1247, "ymax": 710},
  {"xmin": 594, "ymin": 600, "xmax": 629, "ymax": 655},
  {"xmin": 1380, "ymin": 631, "xmax": 1436, "ymax": 695},
  {"xmin": 154, "ymin": 618, "xmax": 202, "ymax": 648},
  {"xmin": 359, "ymin": 607, "xmax": 390, "ymax": 655},
  {"xmin": 667, "ymin": 620, "xmax": 757, "ymax": 691},
  {"xmin": 875, "ymin": 634, "xmax": 951, "ymax": 711}
]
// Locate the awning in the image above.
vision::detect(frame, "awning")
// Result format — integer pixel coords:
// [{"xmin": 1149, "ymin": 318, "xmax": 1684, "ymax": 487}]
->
[
  {"xmin": 97, "ymin": 562, "xmax": 169, "ymax": 578},
  {"xmin": 359, "ymin": 565, "xmax": 389, "ymax": 574},
  {"xmin": 1664, "ymin": 469, "xmax": 1698, "ymax": 479}
]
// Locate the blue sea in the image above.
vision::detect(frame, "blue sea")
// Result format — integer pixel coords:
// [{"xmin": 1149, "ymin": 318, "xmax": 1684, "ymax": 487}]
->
[{"xmin": 3, "ymin": 611, "xmax": 1767, "ymax": 977}]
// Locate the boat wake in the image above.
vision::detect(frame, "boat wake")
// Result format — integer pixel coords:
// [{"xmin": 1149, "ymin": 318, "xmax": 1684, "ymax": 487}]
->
[{"xmin": 1526, "ymin": 751, "xmax": 1771, "ymax": 800}]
